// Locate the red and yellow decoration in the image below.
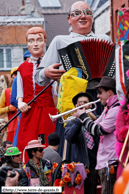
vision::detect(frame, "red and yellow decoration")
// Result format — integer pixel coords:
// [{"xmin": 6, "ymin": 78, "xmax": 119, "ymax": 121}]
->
[
  {"xmin": 61, "ymin": 164, "xmax": 65, "ymax": 172},
  {"xmin": 53, "ymin": 162, "xmax": 86, "ymax": 194},
  {"xmin": 51, "ymin": 162, "xmax": 58, "ymax": 173},
  {"xmin": 63, "ymin": 173, "xmax": 72, "ymax": 186},
  {"xmin": 54, "ymin": 179, "xmax": 62, "ymax": 186},
  {"xmin": 53, "ymin": 162, "xmax": 58, "ymax": 169},
  {"xmin": 67, "ymin": 162, "xmax": 75, "ymax": 173},
  {"xmin": 75, "ymin": 173, "xmax": 82, "ymax": 185}
]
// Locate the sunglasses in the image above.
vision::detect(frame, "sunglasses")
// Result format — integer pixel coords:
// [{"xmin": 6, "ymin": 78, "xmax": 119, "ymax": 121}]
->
[
  {"xmin": 37, "ymin": 148, "xmax": 44, "ymax": 153},
  {"xmin": 97, "ymin": 90, "xmax": 102, "ymax": 95}
]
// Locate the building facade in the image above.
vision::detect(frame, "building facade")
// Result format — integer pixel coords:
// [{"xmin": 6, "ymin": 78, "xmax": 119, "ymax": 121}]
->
[{"xmin": 0, "ymin": 16, "xmax": 44, "ymax": 75}]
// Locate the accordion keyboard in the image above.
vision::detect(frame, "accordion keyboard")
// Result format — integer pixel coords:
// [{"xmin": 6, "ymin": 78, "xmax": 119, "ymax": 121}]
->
[
  {"xmin": 61, "ymin": 54, "xmax": 72, "ymax": 71},
  {"xmin": 107, "ymin": 62, "xmax": 115, "ymax": 77}
]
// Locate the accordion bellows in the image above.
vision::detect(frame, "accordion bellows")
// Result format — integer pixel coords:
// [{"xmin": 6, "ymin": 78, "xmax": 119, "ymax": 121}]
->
[{"xmin": 58, "ymin": 39, "xmax": 115, "ymax": 80}]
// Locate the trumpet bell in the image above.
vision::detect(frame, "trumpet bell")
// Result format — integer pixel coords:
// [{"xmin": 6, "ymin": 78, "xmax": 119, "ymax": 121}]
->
[{"xmin": 49, "ymin": 113, "xmax": 57, "ymax": 123}]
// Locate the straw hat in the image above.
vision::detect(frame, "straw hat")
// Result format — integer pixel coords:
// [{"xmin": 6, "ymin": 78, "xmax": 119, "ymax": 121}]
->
[
  {"xmin": 23, "ymin": 140, "xmax": 45, "ymax": 163},
  {"xmin": 25, "ymin": 140, "xmax": 46, "ymax": 150}
]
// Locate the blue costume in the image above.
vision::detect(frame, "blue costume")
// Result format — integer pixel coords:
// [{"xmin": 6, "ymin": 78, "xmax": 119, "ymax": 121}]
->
[{"xmin": 10, "ymin": 77, "xmax": 21, "ymax": 146}]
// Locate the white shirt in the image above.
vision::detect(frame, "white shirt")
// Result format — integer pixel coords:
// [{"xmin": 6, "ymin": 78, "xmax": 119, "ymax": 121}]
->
[{"xmin": 34, "ymin": 31, "xmax": 112, "ymax": 86}]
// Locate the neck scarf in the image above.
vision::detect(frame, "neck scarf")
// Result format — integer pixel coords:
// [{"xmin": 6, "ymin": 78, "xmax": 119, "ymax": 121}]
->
[
  {"xmin": 29, "ymin": 159, "xmax": 48, "ymax": 186},
  {"xmin": 7, "ymin": 160, "xmax": 20, "ymax": 168}
]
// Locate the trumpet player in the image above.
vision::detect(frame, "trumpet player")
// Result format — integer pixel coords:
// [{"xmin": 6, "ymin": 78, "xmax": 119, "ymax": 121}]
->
[
  {"xmin": 64, "ymin": 76, "xmax": 119, "ymax": 194},
  {"xmin": 64, "ymin": 91, "xmax": 99, "ymax": 194}
]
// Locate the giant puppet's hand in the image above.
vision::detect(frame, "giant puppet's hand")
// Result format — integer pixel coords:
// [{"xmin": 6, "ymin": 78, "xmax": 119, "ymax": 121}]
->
[
  {"xmin": 8, "ymin": 105, "xmax": 17, "ymax": 112},
  {"xmin": 18, "ymin": 101, "xmax": 31, "ymax": 113},
  {"xmin": 44, "ymin": 63, "xmax": 66, "ymax": 81},
  {"xmin": 18, "ymin": 97, "xmax": 31, "ymax": 113}
]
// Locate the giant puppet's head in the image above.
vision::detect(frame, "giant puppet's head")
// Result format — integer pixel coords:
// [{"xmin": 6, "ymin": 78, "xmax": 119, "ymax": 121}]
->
[
  {"xmin": 67, "ymin": 1, "xmax": 93, "ymax": 35},
  {"xmin": 26, "ymin": 27, "xmax": 47, "ymax": 58},
  {"xmin": 0, "ymin": 75, "xmax": 12, "ymax": 96}
]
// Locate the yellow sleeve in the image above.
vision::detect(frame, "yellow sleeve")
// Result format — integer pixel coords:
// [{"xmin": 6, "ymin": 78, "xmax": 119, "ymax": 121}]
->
[{"xmin": 0, "ymin": 90, "xmax": 9, "ymax": 115}]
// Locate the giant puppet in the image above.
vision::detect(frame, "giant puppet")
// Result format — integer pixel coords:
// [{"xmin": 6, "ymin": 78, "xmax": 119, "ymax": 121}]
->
[
  {"xmin": 17, "ymin": 27, "xmax": 57, "ymax": 162},
  {"xmin": 0, "ymin": 68, "xmax": 18, "ymax": 143}
]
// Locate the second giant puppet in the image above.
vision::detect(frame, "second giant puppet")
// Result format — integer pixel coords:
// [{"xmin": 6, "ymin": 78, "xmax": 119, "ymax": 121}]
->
[{"xmin": 17, "ymin": 27, "xmax": 57, "ymax": 162}]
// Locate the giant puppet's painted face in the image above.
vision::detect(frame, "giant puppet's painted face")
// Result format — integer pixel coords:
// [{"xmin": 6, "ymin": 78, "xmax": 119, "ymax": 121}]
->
[
  {"xmin": 67, "ymin": 1, "xmax": 93, "ymax": 35},
  {"xmin": 0, "ymin": 75, "xmax": 7, "ymax": 96},
  {"xmin": 27, "ymin": 33, "xmax": 46, "ymax": 58}
]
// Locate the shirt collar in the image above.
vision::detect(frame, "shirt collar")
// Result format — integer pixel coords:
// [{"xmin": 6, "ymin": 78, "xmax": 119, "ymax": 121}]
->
[
  {"xmin": 70, "ymin": 31, "xmax": 97, "ymax": 38},
  {"xmin": 106, "ymin": 95, "xmax": 119, "ymax": 109},
  {"xmin": 28, "ymin": 56, "xmax": 43, "ymax": 65}
]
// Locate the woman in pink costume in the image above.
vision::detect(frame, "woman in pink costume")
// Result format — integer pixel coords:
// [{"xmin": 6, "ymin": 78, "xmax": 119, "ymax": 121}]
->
[{"xmin": 116, "ymin": 85, "xmax": 129, "ymax": 177}]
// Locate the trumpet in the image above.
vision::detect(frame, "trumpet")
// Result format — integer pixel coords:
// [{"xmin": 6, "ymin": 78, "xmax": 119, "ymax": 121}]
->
[{"xmin": 49, "ymin": 99, "xmax": 100, "ymax": 123}]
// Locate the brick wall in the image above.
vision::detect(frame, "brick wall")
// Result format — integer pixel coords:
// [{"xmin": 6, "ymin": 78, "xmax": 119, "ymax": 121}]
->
[{"xmin": 0, "ymin": 25, "xmax": 43, "ymax": 45}]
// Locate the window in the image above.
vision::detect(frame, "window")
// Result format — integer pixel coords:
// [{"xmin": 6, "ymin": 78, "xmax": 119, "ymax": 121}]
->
[
  {"xmin": 38, "ymin": 0, "xmax": 61, "ymax": 8},
  {"xmin": 23, "ymin": 48, "xmax": 28, "ymax": 55},
  {"xmin": 0, "ymin": 48, "xmax": 12, "ymax": 69}
]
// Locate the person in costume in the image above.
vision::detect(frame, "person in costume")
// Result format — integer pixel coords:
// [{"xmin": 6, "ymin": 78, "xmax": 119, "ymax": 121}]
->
[
  {"xmin": 17, "ymin": 27, "xmax": 57, "ymax": 163},
  {"xmin": 0, "ymin": 146, "xmax": 23, "ymax": 170},
  {"xmin": 0, "ymin": 67, "xmax": 18, "ymax": 142},
  {"xmin": 0, "ymin": 146, "xmax": 23, "ymax": 187},
  {"xmin": 35, "ymin": 1, "xmax": 112, "ymax": 87},
  {"xmin": 115, "ymin": 85, "xmax": 129, "ymax": 178},
  {"xmin": 65, "ymin": 76, "xmax": 119, "ymax": 194},
  {"xmin": 64, "ymin": 92, "xmax": 99, "ymax": 194},
  {"xmin": 20, "ymin": 139, "xmax": 52, "ymax": 186}
]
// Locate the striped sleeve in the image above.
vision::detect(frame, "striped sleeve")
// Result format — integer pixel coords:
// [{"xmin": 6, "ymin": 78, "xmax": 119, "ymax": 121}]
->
[{"xmin": 79, "ymin": 113, "xmax": 109, "ymax": 137}]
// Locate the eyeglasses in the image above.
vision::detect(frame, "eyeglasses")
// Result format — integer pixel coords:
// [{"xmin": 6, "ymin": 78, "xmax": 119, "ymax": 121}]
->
[
  {"xmin": 37, "ymin": 148, "xmax": 44, "ymax": 153},
  {"xmin": 69, "ymin": 9, "xmax": 93, "ymax": 17},
  {"xmin": 77, "ymin": 101, "xmax": 88, "ymax": 104}
]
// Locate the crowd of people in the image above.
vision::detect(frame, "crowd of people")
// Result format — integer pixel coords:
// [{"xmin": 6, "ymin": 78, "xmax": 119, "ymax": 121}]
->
[{"xmin": 0, "ymin": 1, "xmax": 128, "ymax": 194}]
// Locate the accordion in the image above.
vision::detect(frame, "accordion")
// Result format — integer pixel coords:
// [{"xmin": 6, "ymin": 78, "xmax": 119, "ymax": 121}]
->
[{"xmin": 58, "ymin": 39, "xmax": 115, "ymax": 80}]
